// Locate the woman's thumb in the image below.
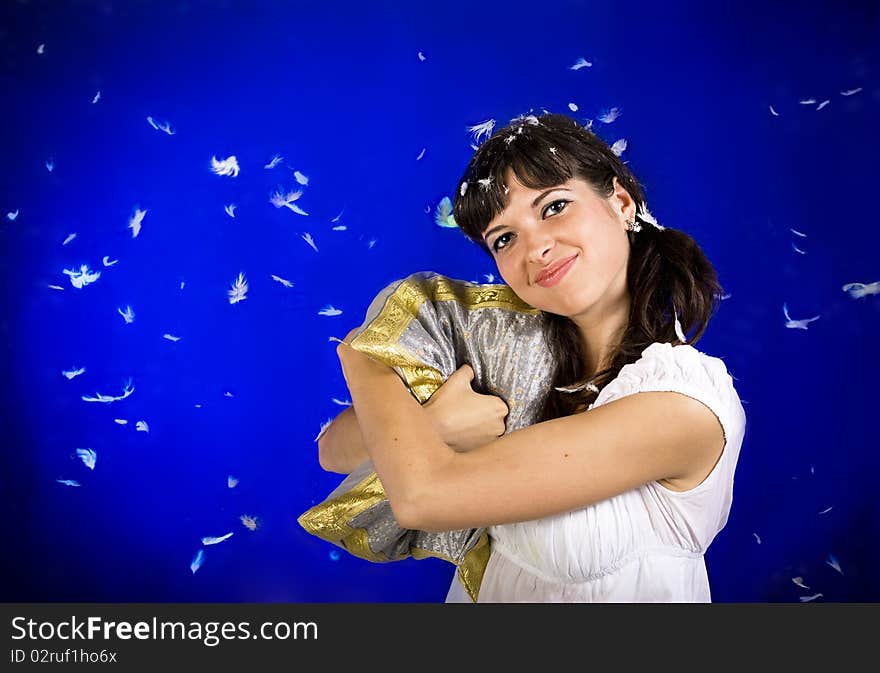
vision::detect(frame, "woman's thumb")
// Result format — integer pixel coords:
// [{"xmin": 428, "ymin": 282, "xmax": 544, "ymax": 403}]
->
[{"xmin": 454, "ymin": 363, "xmax": 475, "ymax": 382}]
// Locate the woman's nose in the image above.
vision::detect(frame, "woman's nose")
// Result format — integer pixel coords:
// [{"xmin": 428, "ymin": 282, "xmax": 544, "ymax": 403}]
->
[{"xmin": 525, "ymin": 232, "xmax": 555, "ymax": 263}]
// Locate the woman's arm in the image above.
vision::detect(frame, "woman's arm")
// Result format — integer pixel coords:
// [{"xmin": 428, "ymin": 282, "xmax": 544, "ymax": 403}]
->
[
  {"xmin": 337, "ymin": 341, "xmax": 726, "ymax": 533},
  {"xmin": 318, "ymin": 362, "xmax": 509, "ymax": 474},
  {"xmin": 317, "ymin": 406, "xmax": 370, "ymax": 474}
]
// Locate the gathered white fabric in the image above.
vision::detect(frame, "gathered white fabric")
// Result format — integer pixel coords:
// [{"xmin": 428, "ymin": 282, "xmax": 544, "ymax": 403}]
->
[{"xmin": 445, "ymin": 341, "xmax": 747, "ymax": 603}]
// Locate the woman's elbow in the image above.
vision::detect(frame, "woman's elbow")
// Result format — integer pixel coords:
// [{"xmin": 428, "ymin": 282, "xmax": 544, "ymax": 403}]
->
[
  {"xmin": 388, "ymin": 493, "xmax": 423, "ymax": 530},
  {"xmin": 389, "ymin": 489, "xmax": 450, "ymax": 531},
  {"xmin": 317, "ymin": 436, "xmax": 346, "ymax": 474}
]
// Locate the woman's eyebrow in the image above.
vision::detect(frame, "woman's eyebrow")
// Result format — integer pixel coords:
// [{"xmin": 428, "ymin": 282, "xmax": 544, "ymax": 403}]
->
[
  {"xmin": 531, "ymin": 187, "xmax": 572, "ymax": 208},
  {"xmin": 483, "ymin": 223, "xmax": 506, "ymax": 241},
  {"xmin": 483, "ymin": 188, "xmax": 573, "ymax": 241}
]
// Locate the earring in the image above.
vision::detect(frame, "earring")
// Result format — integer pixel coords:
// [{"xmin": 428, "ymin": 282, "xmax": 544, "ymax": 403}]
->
[{"xmin": 625, "ymin": 217, "xmax": 642, "ymax": 233}]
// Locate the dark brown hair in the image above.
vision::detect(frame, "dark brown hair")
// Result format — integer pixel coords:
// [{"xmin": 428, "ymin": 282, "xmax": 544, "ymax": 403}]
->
[{"xmin": 453, "ymin": 113, "xmax": 724, "ymax": 422}]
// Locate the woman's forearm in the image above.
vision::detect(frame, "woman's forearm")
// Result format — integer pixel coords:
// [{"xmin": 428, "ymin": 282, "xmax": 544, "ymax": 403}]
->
[
  {"xmin": 317, "ymin": 386, "xmax": 452, "ymax": 474},
  {"xmin": 317, "ymin": 406, "xmax": 370, "ymax": 474},
  {"xmin": 337, "ymin": 345, "xmax": 453, "ymax": 523}
]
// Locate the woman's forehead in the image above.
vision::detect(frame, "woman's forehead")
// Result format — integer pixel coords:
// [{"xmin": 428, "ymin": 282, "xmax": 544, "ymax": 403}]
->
[{"xmin": 502, "ymin": 172, "xmax": 583, "ymax": 199}]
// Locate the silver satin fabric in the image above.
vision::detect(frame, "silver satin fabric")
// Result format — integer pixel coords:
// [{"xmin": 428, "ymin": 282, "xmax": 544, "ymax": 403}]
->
[{"xmin": 321, "ymin": 271, "xmax": 557, "ymax": 564}]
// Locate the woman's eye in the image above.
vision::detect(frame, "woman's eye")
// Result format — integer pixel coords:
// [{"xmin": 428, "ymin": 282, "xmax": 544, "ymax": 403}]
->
[
  {"xmin": 492, "ymin": 232, "xmax": 513, "ymax": 252},
  {"xmin": 542, "ymin": 199, "xmax": 569, "ymax": 218}
]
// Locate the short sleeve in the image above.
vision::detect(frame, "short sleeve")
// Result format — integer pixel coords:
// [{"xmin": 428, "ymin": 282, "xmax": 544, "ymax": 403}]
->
[{"xmin": 591, "ymin": 342, "xmax": 745, "ymax": 456}]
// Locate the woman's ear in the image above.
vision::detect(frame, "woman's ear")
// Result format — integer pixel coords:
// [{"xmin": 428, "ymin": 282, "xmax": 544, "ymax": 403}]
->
[{"xmin": 611, "ymin": 176, "xmax": 636, "ymax": 222}]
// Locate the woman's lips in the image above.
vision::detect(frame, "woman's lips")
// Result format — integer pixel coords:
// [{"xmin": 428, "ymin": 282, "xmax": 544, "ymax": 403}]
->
[{"xmin": 536, "ymin": 255, "xmax": 577, "ymax": 288}]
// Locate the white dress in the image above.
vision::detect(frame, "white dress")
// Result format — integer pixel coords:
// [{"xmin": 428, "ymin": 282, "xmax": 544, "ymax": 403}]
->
[{"xmin": 445, "ymin": 341, "xmax": 747, "ymax": 603}]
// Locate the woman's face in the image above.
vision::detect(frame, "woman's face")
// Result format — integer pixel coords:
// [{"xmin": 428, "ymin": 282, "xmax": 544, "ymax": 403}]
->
[{"xmin": 482, "ymin": 168, "xmax": 635, "ymax": 319}]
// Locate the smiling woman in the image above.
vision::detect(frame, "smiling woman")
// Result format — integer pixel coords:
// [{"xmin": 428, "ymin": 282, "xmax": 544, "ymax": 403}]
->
[
  {"xmin": 320, "ymin": 113, "xmax": 747, "ymax": 603},
  {"xmin": 478, "ymin": 171, "xmax": 634, "ymax": 376}
]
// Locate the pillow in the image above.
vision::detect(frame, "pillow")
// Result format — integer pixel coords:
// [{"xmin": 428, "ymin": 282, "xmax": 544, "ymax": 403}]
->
[{"xmin": 297, "ymin": 271, "xmax": 555, "ymax": 602}]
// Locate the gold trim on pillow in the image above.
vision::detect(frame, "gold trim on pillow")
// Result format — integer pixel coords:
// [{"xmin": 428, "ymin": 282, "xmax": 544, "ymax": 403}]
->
[
  {"xmin": 297, "ymin": 472, "xmax": 391, "ymax": 563},
  {"xmin": 298, "ymin": 274, "xmax": 539, "ymax": 603}
]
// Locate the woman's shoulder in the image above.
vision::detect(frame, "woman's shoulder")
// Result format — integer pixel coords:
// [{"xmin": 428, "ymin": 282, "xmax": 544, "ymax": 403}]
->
[
  {"xmin": 593, "ymin": 341, "xmax": 744, "ymax": 423},
  {"xmin": 636, "ymin": 341, "xmax": 732, "ymax": 380},
  {"xmin": 633, "ymin": 341, "xmax": 733, "ymax": 381}
]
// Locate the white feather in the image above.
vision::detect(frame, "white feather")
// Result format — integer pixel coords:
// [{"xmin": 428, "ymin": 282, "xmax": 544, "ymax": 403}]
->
[
  {"xmin": 782, "ymin": 302, "xmax": 820, "ymax": 329},
  {"xmin": 598, "ymin": 107, "xmax": 622, "ymax": 123},
  {"xmin": 792, "ymin": 577, "xmax": 810, "ymax": 590},
  {"xmin": 201, "ymin": 532, "xmax": 234, "ymax": 546},
  {"xmin": 271, "ymin": 274, "xmax": 294, "ymax": 288},
  {"xmin": 314, "ymin": 418, "xmax": 333, "ymax": 442},
  {"xmin": 673, "ymin": 306, "xmax": 687, "ymax": 343},
  {"xmin": 81, "ymin": 378, "xmax": 134, "ymax": 403},
  {"xmin": 129, "ymin": 207, "xmax": 147, "ymax": 238},
  {"xmin": 190, "ymin": 549, "xmax": 205, "ymax": 574},
  {"xmin": 466, "ymin": 119, "xmax": 495, "ymax": 143},
  {"xmin": 211, "ymin": 155, "xmax": 239, "ymax": 177},
  {"xmin": 638, "ymin": 203, "xmax": 665, "ymax": 230},
  {"xmin": 270, "ymin": 188, "xmax": 309, "ymax": 216},
  {"xmin": 62, "ymin": 367, "xmax": 86, "ymax": 380},
  {"xmin": 76, "ymin": 448, "xmax": 97, "ymax": 470},
  {"xmin": 62, "ymin": 264, "xmax": 101, "ymax": 289},
  {"xmin": 826, "ymin": 554, "xmax": 843, "ymax": 575},
  {"xmin": 554, "ymin": 381, "xmax": 599, "ymax": 394},
  {"xmin": 842, "ymin": 281, "xmax": 880, "ymax": 299},
  {"xmin": 264, "ymin": 154, "xmax": 283, "ymax": 168},
  {"xmin": 301, "ymin": 232, "xmax": 318, "ymax": 252},
  {"xmin": 118, "ymin": 305, "xmax": 135, "ymax": 323},
  {"xmin": 228, "ymin": 272, "xmax": 248, "ymax": 304}
]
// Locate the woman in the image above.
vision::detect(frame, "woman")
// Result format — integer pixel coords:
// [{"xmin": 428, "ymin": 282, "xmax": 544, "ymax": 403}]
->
[{"xmin": 328, "ymin": 112, "xmax": 746, "ymax": 602}]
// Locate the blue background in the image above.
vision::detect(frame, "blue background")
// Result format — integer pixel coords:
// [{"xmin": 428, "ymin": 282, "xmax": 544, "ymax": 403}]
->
[{"xmin": 1, "ymin": 0, "xmax": 877, "ymax": 602}]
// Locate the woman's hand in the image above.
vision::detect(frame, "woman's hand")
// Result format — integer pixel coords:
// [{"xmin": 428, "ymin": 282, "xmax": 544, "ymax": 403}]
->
[
  {"xmin": 423, "ymin": 364, "xmax": 509, "ymax": 453},
  {"xmin": 336, "ymin": 327, "xmax": 509, "ymax": 453}
]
